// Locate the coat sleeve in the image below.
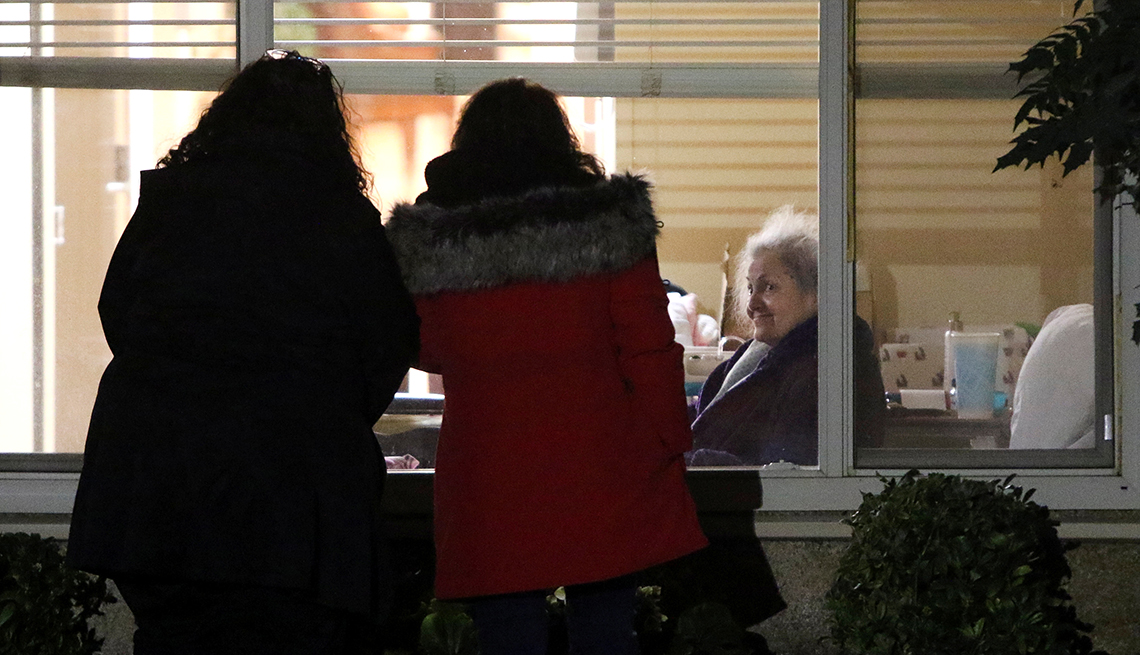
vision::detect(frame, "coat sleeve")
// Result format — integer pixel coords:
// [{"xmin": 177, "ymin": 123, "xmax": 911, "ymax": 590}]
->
[
  {"xmin": 763, "ymin": 362, "xmax": 820, "ymax": 465},
  {"xmin": 610, "ymin": 254, "xmax": 693, "ymax": 455},
  {"xmin": 97, "ymin": 170, "xmax": 167, "ymax": 354},
  {"xmin": 853, "ymin": 316, "xmax": 886, "ymax": 448},
  {"xmin": 352, "ymin": 209, "xmax": 421, "ymax": 421}
]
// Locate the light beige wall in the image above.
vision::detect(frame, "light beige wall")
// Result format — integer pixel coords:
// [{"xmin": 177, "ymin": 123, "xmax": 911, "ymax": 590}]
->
[{"xmin": 855, "ymin": 99, "xmax": 1093, "ymax": 342}]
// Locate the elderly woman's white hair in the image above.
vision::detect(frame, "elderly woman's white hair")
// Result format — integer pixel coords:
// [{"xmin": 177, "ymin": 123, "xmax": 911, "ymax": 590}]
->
[{"xmin": 732, "ymin": 205, "xmax": 820, "ymax": 327}]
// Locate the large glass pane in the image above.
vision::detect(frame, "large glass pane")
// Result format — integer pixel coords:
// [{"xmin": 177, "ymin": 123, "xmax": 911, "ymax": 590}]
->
[
  {"xmin": 0, "ymin": 2, "xmax": 233, "ymax": 459},
  {"xmin": 852, "ymin": 0, "xmax": 1112, "ymax": 468},
  {"xmin": 0, "ymin": 87, "xmax": 215, "ymax": 454}
]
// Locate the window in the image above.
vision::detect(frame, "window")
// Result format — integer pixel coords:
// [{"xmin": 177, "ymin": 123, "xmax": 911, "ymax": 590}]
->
[
  {"xmin": 851, "ymin": 0, "xmax": 1114, "ymax": 469},
  {"xmin": 0, "ymin": 1, "xmax": 234, "ymax": 468},
  {"xmin": 2, "ymin": 0, "xmax": 1139, "ymax": 520}
]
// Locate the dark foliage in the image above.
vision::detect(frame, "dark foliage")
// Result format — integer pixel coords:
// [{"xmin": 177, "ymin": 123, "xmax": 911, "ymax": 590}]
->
[
  {"xmin": 391, "ymin": 535, "xmax": 779, "ymax": 655},
  {"xmin": 0, "ymin": 532, "xmax": 116, "ymax": 655},
  {"xmin": 826, "ymin": 471, "xmax": 1105, "ymax": 655},
  {"xmin": 994, "ymin": 0, "xmax": 1140, "ymax": 203},
  {"xmin": 412, "ymin": 588, "xmax": 764, "ymax": 655}
]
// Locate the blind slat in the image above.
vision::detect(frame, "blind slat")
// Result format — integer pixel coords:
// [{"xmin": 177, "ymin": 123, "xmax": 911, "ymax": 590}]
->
[
  {"xmin": 1, "ymin": 1, "xmax": 236, "ymax": 59},
  {"xmin": 278, "ymin": 17, "xmax": 816, "ymax": 27},
  {"xmin": 326, "ymin": 59, "xmax": 817, "ymax": 98},
  {"xmin": 274, "ymin": 0, "xmax": 819, "ymax": 65},
  {"xmin": 0, "ymin": 19, "xmax": 233, "ymax": 26},
  {"xmin": 277, "ymin": 39, "xmax": 819, "ymax": 49}
]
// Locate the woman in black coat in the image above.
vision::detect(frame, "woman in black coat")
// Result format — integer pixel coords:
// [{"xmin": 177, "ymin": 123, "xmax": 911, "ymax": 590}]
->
[{"xmin": 66, "ymin": 50, "xmax": 419, "ymax": 655}]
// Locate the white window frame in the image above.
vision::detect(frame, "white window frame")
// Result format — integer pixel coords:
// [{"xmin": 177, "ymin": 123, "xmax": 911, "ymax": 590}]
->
[{"xmin": 2, "ymin": 0, "xmax": 1139, "ymax": 537}]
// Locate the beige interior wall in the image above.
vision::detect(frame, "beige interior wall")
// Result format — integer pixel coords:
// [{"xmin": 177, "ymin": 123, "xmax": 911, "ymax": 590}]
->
[
  {"xmin": 52, "ymin": 89, "xmax": 120, "ymax": 453},
  {"xmin": 855, "ymin": 99, "xmax": 1094, "ymax": 343}
]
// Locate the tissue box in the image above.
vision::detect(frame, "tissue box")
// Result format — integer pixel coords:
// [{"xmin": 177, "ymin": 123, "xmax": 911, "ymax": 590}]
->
[
  {"xmin": 890, "ymin": 325, "xmax": 1031, "ymax": 399},
  {"xmin": 879, "ymin": 342, "xmax": 941, "ymax": 393}
]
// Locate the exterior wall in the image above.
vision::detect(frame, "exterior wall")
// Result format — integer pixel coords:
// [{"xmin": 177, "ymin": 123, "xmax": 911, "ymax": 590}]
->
[
  {"xmin": 760, "ymin": 539, "xmax": 1140, "ymax": 655},
  {"xmin": 73, "ymin": 536, "xmax": 1140, "ymax": 655}
]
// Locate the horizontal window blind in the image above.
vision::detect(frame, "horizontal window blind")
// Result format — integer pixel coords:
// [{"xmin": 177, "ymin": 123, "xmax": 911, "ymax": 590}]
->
[
  {"xmin": 855, "ymin": 0, "xmax": 1087, "ymax": 99},
  {"xmin": 857, "ymin": 0, "xmax": 1081, "ymax": 64},
  {"xmin": 0, "ymin": 1, "xmax": 235, "ymax": 57},
  {"xmin": 274, "ymin": 0, "xmax": 820, "ymax": 98},
  {"xmin": 0, "ymin": 1, "xmax": 235, "ymax": 89}
]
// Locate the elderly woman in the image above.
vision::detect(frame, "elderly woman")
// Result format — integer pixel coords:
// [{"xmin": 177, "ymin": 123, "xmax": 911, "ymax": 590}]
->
[{"xmin": 689, "ymin": 206, "xmax": 884, "ymax": 466}]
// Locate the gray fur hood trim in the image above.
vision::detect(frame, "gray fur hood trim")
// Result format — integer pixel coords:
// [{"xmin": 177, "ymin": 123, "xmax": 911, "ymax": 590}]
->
[{"xmin": 386, "ymin": 173, "xmax": 659, "ymax": 295}]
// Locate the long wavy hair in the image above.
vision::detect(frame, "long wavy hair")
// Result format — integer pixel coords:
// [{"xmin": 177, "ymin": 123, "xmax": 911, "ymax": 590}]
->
[
  {"xmin": 159, "ymin": 50, "xmax": 369, "ymax": 193},
  {"xmin": 450, "ymin": 78, "xmax": 605, "ymax": 188}
]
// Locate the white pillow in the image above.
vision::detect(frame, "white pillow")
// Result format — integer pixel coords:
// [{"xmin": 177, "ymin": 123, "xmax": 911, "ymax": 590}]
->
[{"xmin": 1009, "ymin": 304, "xmax": 1095, "ymax": 449}]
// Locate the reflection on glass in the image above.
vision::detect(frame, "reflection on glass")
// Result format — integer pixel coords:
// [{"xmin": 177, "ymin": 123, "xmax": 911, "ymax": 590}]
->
[{"xmin": 855, "ymin": 99, "xmax": 1094, "ymax": 455}]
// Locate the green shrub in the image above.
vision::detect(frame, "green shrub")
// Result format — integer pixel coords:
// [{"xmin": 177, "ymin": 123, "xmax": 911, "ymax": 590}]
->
[
  {"xmin": 826, "ymin": 471, "xmax": 1105, "ymax": 655},
  {"xmin": 0, "ymin": 532, "xmax": 116, "ymax": 655}
]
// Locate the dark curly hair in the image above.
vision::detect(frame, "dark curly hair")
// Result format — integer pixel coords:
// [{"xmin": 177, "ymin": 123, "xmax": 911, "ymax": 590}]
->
[
  {"xmin": 159, "ymin": 50, "xmax": 369, "ymax": 193},
  {"xmin": 451, "ymin": 77, "xmax": 605, "ymax": 184}
]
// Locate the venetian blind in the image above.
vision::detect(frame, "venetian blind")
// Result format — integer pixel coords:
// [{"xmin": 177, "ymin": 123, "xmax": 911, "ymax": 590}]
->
[
  {"xmin": 274, "ymin": 0, "xmax": 820, "ymax": 98},
  {"xmin": 0, "ymin": 0, "xmax": 235, "ymax": 89},
  {"xmin": 856, "ymin": 0, "xmax": 1086, "ymax": 99}
]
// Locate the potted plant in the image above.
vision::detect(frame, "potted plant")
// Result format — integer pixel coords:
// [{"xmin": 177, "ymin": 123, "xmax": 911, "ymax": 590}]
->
[
  {"xmin": 992, "ymin": 0, "xmax": 1140, "ymax": 344},
  {"xmin": 0, "ymin": 532, "xmax": 116, "ymax": 655},
  {"xmin": 826, "ymin": 471, "xmax": 1104, "ymax": 655}
]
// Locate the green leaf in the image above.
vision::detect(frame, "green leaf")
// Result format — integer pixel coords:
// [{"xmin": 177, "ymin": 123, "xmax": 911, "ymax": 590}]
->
[
  {"xmin": 418, "ymin": 603, "xmax": 478, "ymax": 655},
  {"xmin": 995, "ymin": 0, "xmax": 1140, "ymax": 200}
]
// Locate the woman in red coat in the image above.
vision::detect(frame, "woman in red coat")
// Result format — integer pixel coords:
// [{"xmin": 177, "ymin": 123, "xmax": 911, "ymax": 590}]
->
[{"xmin": 386, "ymin": 78, "xmax": 707, "ymax": 655}]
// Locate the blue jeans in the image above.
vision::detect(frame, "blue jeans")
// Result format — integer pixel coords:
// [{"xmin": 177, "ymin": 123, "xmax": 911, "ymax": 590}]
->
[{"xmin": 466, "ymin": 576, "xmax": 639, "ymax": 655}]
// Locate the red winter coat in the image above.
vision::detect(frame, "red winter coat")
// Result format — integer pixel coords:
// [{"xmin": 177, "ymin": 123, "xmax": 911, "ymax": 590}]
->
[{"xmin": 386, "ymin": 173, "xmax": 707, "ymax": 599}]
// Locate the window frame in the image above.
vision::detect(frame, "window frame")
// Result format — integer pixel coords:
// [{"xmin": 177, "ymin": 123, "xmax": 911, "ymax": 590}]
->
[{"xmin": 2, "ymin": 0, "xmax": 1139, "ymax": 525}]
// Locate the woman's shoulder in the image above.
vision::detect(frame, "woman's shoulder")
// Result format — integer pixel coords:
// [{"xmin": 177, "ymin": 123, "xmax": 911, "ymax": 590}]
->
[
  {"xmin": 390, "ymin": 172, "xmax": 652, "ymax": 225},
  {"xmin": 385, "ymin": 173, "xmax": 659, "ymax": 295}
]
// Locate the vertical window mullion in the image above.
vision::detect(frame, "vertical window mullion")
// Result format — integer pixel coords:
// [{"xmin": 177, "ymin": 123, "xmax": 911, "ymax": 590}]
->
[
  {"xmin": 818, "ymin": 0, "xmax": 852, "ymax": 477},
  {"xmin": 1095, "ymin": 167, "xmax": 1117, "ymax": 456},
  {"xmin": 1120, "ymin": 197, "xmax": 1140, "ymax": 476},
  {"xmin": 239, "ymin": 0, "xmax": 274, "ymax": 67}
]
